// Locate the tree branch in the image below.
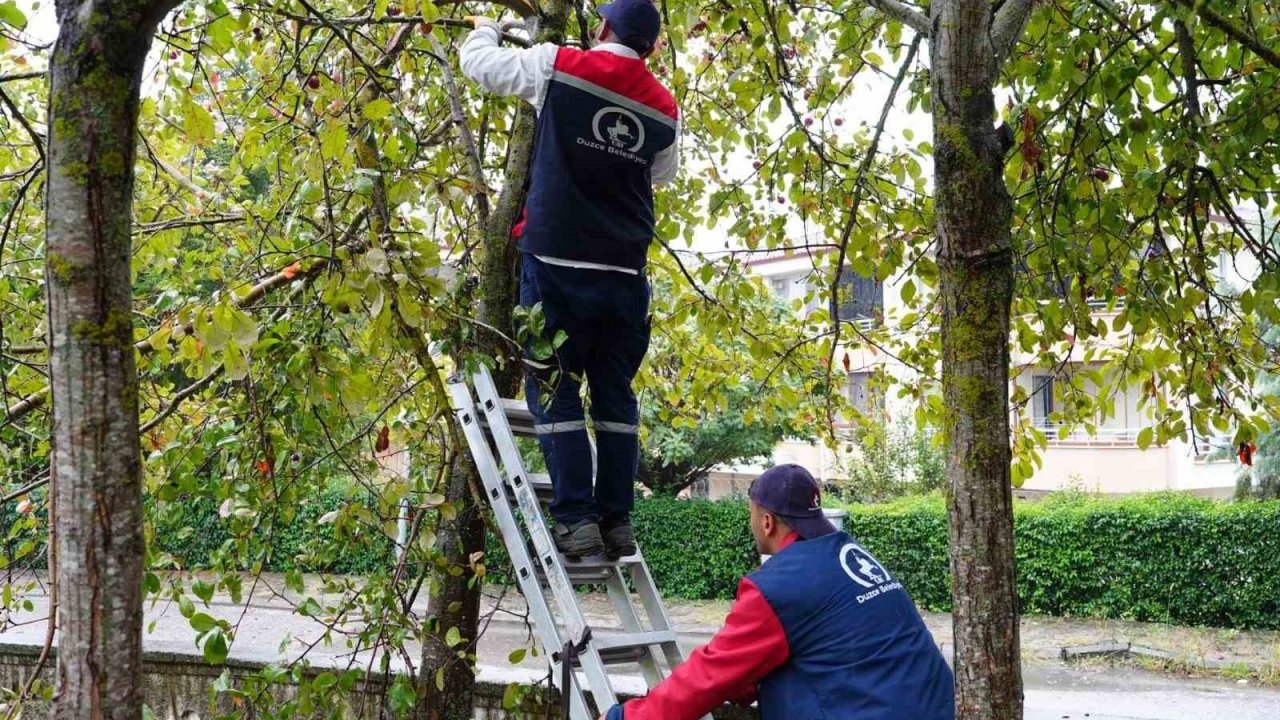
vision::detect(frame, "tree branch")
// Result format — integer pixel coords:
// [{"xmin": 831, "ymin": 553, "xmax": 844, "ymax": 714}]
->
[
  {"xmin": 824, "ymin": 35, "xmax": 922, "ymax": 423},
  {"xmin": 0, "ymin": 71, "xmax": 44, "ymax": 84},
  {"xmin": 281, "ymin": 13, "xmax": 533, "ymax": 46},
  {"xmin": 434, "ymin": 0, "xmax": 539, "ymax": 19},
  {"xmin": 0, "ymin": 86, "xmax": 45, "ymax": 165},
  {"xmin": 428, "ymin": 36, "xmax": 491, "ymax": 223},
  {"xmin": 295, "ymin": 0, "xmax": 395, "ymax": 90},
  {"xmin": 991, "ymin": 0, "xmax": 1036, "ymax": 66},
  {"xmin": 1167, "ymin": 0, "xmax": 1280, "ymax": 71},
  {"xmin": 138, "ymin": 366, "xmax": 222, "ymax": 434},
  {"xmin": 1174, "ymin": 18, "xmax": 1201, "ymax": 122},
  {"xmin": 142, "ymin": 139, "xmax": 245, "ymax": 213},
  {"xmin": 137, "ymin": 214, "xmax": 244, "ymax": 234},
  {"xmin": 864, "ymin": 0, "xmax": 930, "ymax": 36},
  {"xmin": 1, "ymin": 471, "xmax": 47, "ymax": 504},
  {"xmin": 2, "ymin": 210, "xmax": 370, "ymax": 426}
]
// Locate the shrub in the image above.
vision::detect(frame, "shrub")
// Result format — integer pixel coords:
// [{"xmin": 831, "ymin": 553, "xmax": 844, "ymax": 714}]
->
[{"xmin": 151, "ymin": 488, "xmax": 1280, "ymax": 630}]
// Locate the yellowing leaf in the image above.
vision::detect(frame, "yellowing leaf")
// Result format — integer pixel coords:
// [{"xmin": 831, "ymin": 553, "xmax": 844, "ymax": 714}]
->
[
  {"xmin": 183, "ymin": 99, "xmax": 216, "ymax": 146},
  {"xmin": 362, "ymin": 99, "xmax": 394, "ymax": 121}
]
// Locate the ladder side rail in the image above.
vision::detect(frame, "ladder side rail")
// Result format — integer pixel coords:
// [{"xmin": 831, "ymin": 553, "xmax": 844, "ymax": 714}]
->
[
  {"xmin": 471, "ymin": 365, "xmax": 620, "ymax": 711},
  {"xmin": 628, "ymin": 551, "xmax": 689, "ymax": 672},
  {"xmin": 447, "ymin": 376, "xmax": 595, "ymax": 720},
  {"xmin": 603, "ymin": 568, "xmax": 665, "ymax": 686}
]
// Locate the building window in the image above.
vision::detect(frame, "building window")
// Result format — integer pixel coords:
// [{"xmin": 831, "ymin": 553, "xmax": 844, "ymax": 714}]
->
[
  {"xmin": 831, "ymin": 267, "xmax": 883, "ymax": 325},
  {"xmin": 847, "ymin": 372, "xmax": 881, "ymax": 416},
  {"xmin": 1031, "ymin": 375, "xmax": 1055, "ymax": 427},
  {"xmin": 770, "ymin": 276, "xmax": 789, "ymax": 298}
]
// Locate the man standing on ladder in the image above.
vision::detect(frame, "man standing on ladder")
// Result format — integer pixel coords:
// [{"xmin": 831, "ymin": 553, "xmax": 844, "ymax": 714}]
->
[{"xmin": 460, "ymin": 0, "xmax": 679, "ymax": 558}]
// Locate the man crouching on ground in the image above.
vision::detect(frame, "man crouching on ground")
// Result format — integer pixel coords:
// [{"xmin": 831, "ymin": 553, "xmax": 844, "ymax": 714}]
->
[{"xmin": 602, "ymin": 464, "xmax": 955, "ymax": 720}]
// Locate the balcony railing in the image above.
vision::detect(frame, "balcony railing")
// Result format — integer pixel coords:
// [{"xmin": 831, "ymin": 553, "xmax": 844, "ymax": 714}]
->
[{"xmin": 1033, "ymin": 421, "xmax": 1141, "ymax": 447}]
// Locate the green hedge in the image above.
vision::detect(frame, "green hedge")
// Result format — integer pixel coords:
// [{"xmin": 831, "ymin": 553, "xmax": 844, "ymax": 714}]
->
[
  {"xmin": 481, "ymin": 498, "xmax": 757, "ymax": 600},
  {"xmin": 151, "ymin": 484, "xmax": 395, "ymax": 575},
  {"xmin": 149, "ymin": 489, "xmax": 1280, "ymax": 630},
  {"xmin": 846, "ymin": 493, "xmax": 1280, "ymax": 630}
]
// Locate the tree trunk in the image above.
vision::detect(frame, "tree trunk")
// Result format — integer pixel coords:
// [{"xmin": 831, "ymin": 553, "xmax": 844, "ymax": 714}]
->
[
  {"xmin": 930, "ymin": 1, "xmax": 1023, "ymax": 718},
  {"xmin": 418, "ymin": 5, "xmax": 570, "ymax": 719},
  {"xmin": 45, "ymin": 1, "xmax": 177, "ymax": 717}
]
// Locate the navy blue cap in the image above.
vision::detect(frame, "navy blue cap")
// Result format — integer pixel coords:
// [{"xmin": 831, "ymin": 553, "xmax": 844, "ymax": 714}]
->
[
  {"xmin": 597, "ymin": 0, "xmax": 661, "ymax": 53},
  {"xmin": 748, "ymin": 464, "xmax": 838, "ymax": 540}
]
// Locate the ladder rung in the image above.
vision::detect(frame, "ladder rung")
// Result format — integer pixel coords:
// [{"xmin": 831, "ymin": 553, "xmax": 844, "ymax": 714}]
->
[
  {"xmin": 540, "ymin": 565, "xmax": 613, "ymax": 586},
  {"xmin": 537, "ymin": 555, "xmax": 641, "ymax": 586},
  {"xmin": 528, "ymin": 473, "xmax": 553, "ymax": 501},
  {"xmin": 478, "ymin": 397, "xmax": 538, "ymax": 437},
  {"xmin": 462, "ymin": 367, "xmax": 696, "ymax": 718},
  {"xmin": 594, "ymin": 631, "xmax": 679, "ymax": 652},
  {"xmin": 567, "ymin": 631, "xmax": 679, "ymax": 668},
  {"xmin": 574, "ymin": 645, "xmax": 650, "ymax": 667}
]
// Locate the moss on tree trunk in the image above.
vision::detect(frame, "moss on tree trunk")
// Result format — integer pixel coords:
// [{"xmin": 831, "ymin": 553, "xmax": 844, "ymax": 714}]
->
[{"xmin": 45, "ymin": 0, "xmax": 178, "ymax": 717}]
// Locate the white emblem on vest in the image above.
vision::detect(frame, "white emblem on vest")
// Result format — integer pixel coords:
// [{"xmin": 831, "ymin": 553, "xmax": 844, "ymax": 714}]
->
[
  {"xmin": 839, "ymin": 542, "xmax": 893, "ymax": 589},
  {"xmin": 593, "ymin": 107, "xmax": 645, "ymax": 152}
]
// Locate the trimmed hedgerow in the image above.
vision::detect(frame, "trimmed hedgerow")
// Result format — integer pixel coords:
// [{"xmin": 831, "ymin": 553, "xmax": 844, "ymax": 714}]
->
[{"xmin": 153, "ymin": 489, "xmax": 1280, "ymax": 629}]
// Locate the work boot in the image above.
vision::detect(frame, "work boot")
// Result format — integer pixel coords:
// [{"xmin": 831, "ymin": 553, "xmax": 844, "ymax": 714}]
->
[
  {"xmin": 602, "ymin": 521, "xmax": 636, "ymax": 560},
  {"xmin": 554, "ymin": 520, "xmax": 604, "ymax": 557}
]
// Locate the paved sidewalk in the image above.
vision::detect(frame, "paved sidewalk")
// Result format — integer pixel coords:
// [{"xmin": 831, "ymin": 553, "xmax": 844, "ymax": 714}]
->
[
  {"xmin": 3, "ymin": 570, "xmax": 1277, "ymax": 675},
  {"xmin": 3, "ymin": 571, "xmax": 1280, "ymax": 720}
]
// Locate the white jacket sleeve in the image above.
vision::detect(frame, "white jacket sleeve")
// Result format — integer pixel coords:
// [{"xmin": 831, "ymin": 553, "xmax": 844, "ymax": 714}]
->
[
  {"xmin": 651, "ymin": 116, "xmax": 681, "ymax": 186},
  {"xmin": 458, "ymin": 25, "xmax": 558, "ymax": 112}
]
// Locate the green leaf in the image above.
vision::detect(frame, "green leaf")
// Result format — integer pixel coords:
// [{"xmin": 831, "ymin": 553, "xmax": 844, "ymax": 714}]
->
[
  {"xmin": 313, "ymin": 672, "xmax": 338, "ymax": 690},
  {"xmin": 365, "ymin": 247, "xmax": 389, "ymax": 274},
  {"xmin": 444, "ymin": 625, "xmax": 463, "ymax": 647},
  {"xmin": 203, "ymin": 629, "xmax": 229, "ymax": 664},
  {"xmin": 190, "ymin": 612, "xmax": 218, "ymax": 633},
  {"xmin": 193, "ymin": 309, "xmax": 229, "ymax": 351},
  {"xmin": 285, "ymin": 569, "xmax": 305, "ymax": 594},
  {"xmin": 0, "ymin": 1, "xmax": 27, "ymax": 29},
  {"xmin": 207, "ymin": 15, "xmax": 236, "ymax": 53},
  {"xmin": 388, "ymin": 675, "xmax": 418, "ymax": 713},
  {"xmin": 1137, "ymin": 426, "xmax": 1153, "ymax": 450},
  {"xmin": 320, "ymin": 122, "xmax": 349, "ymax": 158},
  {"xmin": 296, "ymin": 597, "xmax": 323, "ymax": 618},
  {"xmin": 508, "ymin": 647, "xmax": 527, "ymax": 664},
  {"xmin": 502, "ymin": 682, "xmax": 525, "ymax": 710},
  {"xmin": 192, "ymin": 580, "xmax": 215, "ymax": 605},
  {"xmin": 228, "ymin": 309, "xmax": 258, "ymax": 348},
  {"xmin": 901, "ymin": 279, "xmax": 916, "ymax": 305},
  {"xmin": 223, "ymin": 342, "xmax": 248, "ymax": 381},
  {"xmin": 178, "ymin": 594, "xmax": 195, "ymax": 619}
]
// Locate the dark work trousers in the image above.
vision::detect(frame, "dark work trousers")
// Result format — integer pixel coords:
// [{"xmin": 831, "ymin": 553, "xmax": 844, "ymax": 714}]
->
[{"xmin": 519, "ymin": 253, "xmax": 651, "ymax": 527}]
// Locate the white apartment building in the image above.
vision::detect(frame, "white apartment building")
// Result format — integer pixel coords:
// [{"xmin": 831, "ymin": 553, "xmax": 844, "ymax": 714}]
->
[{"xmin": 721, "ymin": 225, "xmax": 1262, "ymax": 499}]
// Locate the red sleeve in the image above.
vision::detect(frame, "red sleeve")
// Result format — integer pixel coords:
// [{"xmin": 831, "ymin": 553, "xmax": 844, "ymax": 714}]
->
[{"xmin": 621, "ymin": 577, "xmax": 789, "ymax": 720}]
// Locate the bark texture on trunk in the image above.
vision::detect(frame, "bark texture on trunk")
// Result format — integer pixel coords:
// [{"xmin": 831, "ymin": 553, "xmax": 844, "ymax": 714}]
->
[
  {"xmin": 929, "ymin": 1, "xmax": 1023, "ymax": 718},
  {"xmin": 418, "ymin": 6, "xmax": 569, "ymax": 719},
  {"xmin": 45, "ymin": 1, "xmax": 176, "ymax": 718}
]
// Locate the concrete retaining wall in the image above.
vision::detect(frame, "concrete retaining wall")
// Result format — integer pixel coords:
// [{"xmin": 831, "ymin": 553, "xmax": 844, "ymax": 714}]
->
[{"xmin": 0, "ymin": 642, "xmax": 756, "ymax": 720}]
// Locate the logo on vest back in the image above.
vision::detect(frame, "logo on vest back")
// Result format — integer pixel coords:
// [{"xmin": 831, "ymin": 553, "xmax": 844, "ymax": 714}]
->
[
  {"xmin": 574, "ymin": 107, "xmax": 649, "ymax": 164},
  {"xmin": 593, "ymin": 107, "xmax": 645, "ymax": 151},
  {"xmin": 839, "ymin": 543, "xmax": 902, "ymax": 605}
]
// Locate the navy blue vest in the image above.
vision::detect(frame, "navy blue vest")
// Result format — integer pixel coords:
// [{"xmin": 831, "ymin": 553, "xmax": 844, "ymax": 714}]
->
[
  {"xmin": 517, "ymin": 48, "xmax": 677, "ymax": 271},
  {"xmin": 748, "ymin": 532, "xmax": 955, "ymax": 720}
]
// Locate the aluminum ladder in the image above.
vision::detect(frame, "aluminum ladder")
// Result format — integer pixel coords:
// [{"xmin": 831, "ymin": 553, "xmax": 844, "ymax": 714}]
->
[{"xmin": 447, "ymin": 364, "xmax": 693, "ymax": 719}]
